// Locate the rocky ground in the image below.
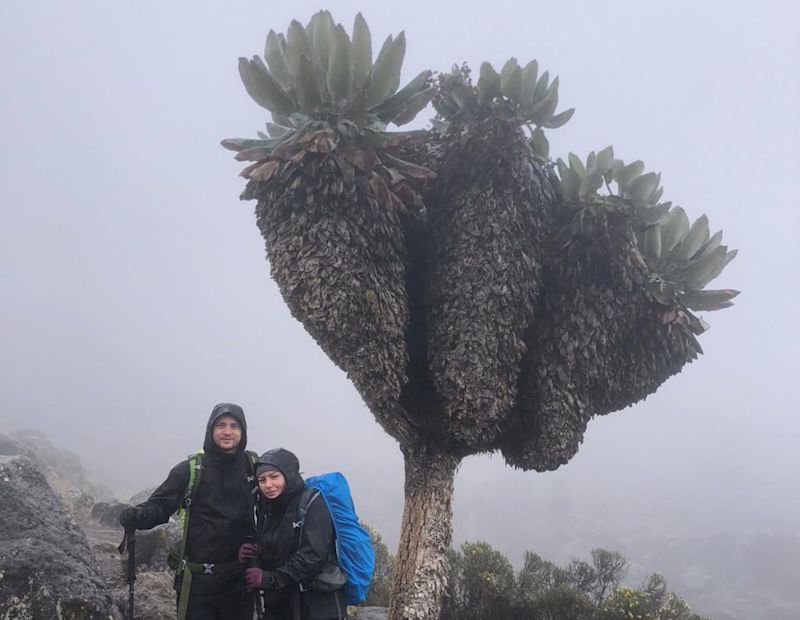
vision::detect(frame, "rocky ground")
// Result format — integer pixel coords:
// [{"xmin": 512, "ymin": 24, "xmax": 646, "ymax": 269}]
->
[{"xmin": 85, "ymin": 507, "xmax": 176, "ymax": 619}]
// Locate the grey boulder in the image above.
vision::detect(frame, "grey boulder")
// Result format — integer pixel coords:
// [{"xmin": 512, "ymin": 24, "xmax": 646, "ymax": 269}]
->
[{"xmin": 0, "ymin": 454, "xmax": 119, "ymax": 619}]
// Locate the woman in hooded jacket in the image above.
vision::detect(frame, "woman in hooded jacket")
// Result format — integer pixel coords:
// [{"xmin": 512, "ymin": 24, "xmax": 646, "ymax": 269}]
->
[{"xmin": 238, "ymin": 448, "xmax": 347, "ymax": 620}]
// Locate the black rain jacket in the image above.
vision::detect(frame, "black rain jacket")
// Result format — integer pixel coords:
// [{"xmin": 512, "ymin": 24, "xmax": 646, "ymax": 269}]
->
[
  {"xmin": 255, "ymin": 448, "xmax": 346, "ymax": 620},
  {"xmin": 135, "ymin": 403, "xmax": 257, "ymax": 592}
]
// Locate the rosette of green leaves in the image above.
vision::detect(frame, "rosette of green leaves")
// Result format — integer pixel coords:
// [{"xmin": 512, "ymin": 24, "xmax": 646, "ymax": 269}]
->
[
  {"xmin": 556, "ymin": 146, "xmax": 738, "ymax": 330},
  {"xmin": 221, "ymin": 11, "xmax": 433, "ymax": 161},
  {"xmin": 433, "ymin": 59, "xmax": 574, "ymax": 158}
]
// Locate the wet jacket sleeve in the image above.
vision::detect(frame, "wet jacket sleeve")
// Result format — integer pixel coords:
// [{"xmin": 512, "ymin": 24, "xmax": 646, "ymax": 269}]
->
[
  {"xmin": 277, "ymin": 493, "xmax": 335, "ymax": 584},
  {"xmin": 135, "ymin": 460, "xmax": 189, "ymax": 530}
]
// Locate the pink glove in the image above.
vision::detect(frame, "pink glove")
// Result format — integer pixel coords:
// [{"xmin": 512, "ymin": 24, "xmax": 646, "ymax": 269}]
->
[
  {"xmin": 238, "ymin": 543, "xmax": 259, "ymax": 564},
  {"xmin": 244, "ymin": 566, "xmax": 264, "ymax": 589}
]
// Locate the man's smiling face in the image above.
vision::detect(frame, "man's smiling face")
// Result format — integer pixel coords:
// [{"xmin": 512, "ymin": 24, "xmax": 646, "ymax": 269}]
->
[{"xmin": 211, "ymin": 414, "xmax": 242, "ymax": 453}]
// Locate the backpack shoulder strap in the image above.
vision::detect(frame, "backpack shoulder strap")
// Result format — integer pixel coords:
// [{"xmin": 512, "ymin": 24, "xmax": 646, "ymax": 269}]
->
[
  {"xmin": 294, "ymin": 487, "xmax": 321, "ymax": 543},
  {"xmin": 295, "ymin": 486, "xmax": 341, "ymax": 580},
  {"xmin": 245, "ymin": 450, "xmax": 259, "ymax": 529},
  {"xmin": 245, "ymin": 450, "xmax": 258, "ymax": 484},
  {"xmin": 185, "ymin": 449, "xmax": 205, "ymax": 503},
  {"xmin": 176, "ymin": 449, "xmax": 204, "ymax": 568}
]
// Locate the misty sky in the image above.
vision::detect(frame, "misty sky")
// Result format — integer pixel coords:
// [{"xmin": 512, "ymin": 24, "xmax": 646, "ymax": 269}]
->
[{"xmin": 1, "ymin": 0, "xmax": 798, "ymax": 605}]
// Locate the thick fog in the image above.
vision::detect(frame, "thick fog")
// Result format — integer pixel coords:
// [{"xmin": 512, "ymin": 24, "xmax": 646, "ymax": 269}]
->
[{"xmin": 2, "ymin": 1, "xmax": 798, "ymax": 616}]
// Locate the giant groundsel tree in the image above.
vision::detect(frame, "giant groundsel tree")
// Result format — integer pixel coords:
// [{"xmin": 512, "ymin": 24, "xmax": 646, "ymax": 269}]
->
[{"xmin": 223, "ymin": 11, "xmax": 737, "ymax": 620}]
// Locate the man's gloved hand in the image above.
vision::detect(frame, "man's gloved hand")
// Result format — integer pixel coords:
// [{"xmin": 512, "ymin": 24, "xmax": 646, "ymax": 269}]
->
[
  {"xmin": 244, "ymin": 567, "xmax": 273, "ymax": 589},
  {"xmin": 118, "ymin": 506, "xmax": 145, "ymax": 530},
  {"xmin": 238, "ymin": 542, "xmax": 260, "ymax": 564}
]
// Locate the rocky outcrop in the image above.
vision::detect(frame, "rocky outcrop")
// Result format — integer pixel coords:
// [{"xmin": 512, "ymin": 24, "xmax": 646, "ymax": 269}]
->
[
  {"xmin": 9, "ymin": 430, "xmax": 115, "ymax": 519},
  {"xmin": 0, "ymin": 434, "xmax": 34, "ymax": 459},
  {"xmin": 0, "ymin": 454, "xmax": 119, "ymax": 619}
]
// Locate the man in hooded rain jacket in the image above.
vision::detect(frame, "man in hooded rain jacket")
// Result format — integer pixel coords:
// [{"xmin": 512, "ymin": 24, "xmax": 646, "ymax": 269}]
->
[{"xmin": 119, "ymin": 403, "xmax": 257, "ymax": 619}]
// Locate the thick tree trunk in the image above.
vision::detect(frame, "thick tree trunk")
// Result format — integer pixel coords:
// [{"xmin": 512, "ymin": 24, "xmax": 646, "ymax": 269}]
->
[{"xmin": 388, "ymin": 443, "xmax": 461, "ymax": 620}]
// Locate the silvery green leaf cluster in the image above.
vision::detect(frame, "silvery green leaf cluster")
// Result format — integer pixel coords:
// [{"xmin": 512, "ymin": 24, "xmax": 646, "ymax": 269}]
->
[
  {"xmin": 435, "ymin": 59, "xmax": 574, "ymax": 126},
  {"xmin": 556, "ymin": 146, "xmax": 738, "ymax": 319},
  {"xmin": 222, "ymin": 11, "xmax": 433, "ymax": 158}
]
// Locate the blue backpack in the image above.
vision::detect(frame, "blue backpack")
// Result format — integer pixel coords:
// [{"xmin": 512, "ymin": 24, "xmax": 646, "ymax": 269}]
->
[{"xmin": 300, "ymin": 472, "xmax": 375, "ymax": 605}]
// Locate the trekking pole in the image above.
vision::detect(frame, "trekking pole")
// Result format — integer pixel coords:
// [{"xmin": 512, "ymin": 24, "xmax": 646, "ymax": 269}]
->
[
  {"xmin": 117, "ymin": 528, "xmax": 136, "ymax": 619},
  {"xmin": 247, "ymin": 556, "xmax": 265, "ymax": 620}
]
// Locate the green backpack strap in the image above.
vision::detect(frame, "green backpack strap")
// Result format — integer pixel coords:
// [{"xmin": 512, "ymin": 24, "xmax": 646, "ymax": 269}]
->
[
  {"xmin": 177, "ymin": 449, "xmax": 205, "ymax": 565},
  {"xmin": 178, "ymin": 450, "xmax": 203, "ymax": 572},
  {"xmin": 176, "ymin": 449, "xmax": 204, "ymax": 620},
  {"xmin": 246, "ymin": 450, "xmax": 258, "ymax": 482}
]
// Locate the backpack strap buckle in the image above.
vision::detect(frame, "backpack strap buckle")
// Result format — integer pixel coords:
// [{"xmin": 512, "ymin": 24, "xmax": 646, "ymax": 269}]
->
[{"xmin": 202, "ymin": 563, "xmax": 215, "ymax": 575}]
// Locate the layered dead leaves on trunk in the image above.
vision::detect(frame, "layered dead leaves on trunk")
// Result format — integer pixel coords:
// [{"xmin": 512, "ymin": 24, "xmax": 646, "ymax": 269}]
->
[
  {"xmin": 423, "ymin": 117, "xmax": 555, "ymax": 450},
  {"xmin": 241, "ymin": 135, "xmax": 416, "ymax": 444},
  {"xmin": 500, "ymin": 210, "xmax": 702, "ymax": 471},
  {"xmin": 240, "ymin": 121, "xmax": 703, "ymax": 468}
]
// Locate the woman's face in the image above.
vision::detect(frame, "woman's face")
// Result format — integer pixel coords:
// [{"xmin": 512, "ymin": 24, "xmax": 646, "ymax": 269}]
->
[{"xmin": 258, "ymin": 470, "xmax": 286, "ymax": 499}]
